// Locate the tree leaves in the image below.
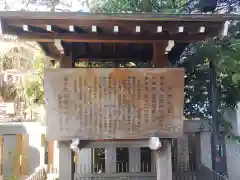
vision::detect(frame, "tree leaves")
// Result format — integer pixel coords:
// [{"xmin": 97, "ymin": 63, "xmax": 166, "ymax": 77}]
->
[{"xmin": 1, "ymin": 0, "xmax": 240, "ymax": 120}]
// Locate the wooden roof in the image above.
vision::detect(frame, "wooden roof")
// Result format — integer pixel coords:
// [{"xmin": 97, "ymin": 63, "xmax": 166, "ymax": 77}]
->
[{"xmin": 0, "ymin": 12, "xmax": 238, "ymax": 61}]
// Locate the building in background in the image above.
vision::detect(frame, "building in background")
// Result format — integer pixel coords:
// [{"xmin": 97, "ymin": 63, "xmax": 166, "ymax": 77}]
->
[
  {"xmin": 0, "ymin": 35, "xmax": 50, "ymax": 180},
  {"xmin": 0, "ymin": 35, "xmax": 41, "ymax": 121}
]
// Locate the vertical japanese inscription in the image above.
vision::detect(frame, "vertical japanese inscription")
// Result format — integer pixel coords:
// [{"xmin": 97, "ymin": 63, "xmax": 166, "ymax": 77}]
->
[
  {"xmin": 58, "ymin": 94, "xmax": 63, "ymax": 131},
  {"xmin": 159, "ymin": 76, "xmax": 165, "ymax": 128},
  {"xmin": 167, "ymin": 87, "xmax": 173, "ymax": 116},
  {"xmin": 143, "ymin": 76, "xmax": 149, "ymax": 125},
  {"xmin": 47, "ymin": 68, "xmax": 184, "ymax": 140},
  {"xmin": 78, "ymin": 76, "xmax": 83, "ymax": 127},
  {"xmin": 63, "ymin": 76, "xmax": 69, "ymax": 131},
  {"xmin": 151, "ymin": 76, "xmax": 157, "ymax": 123},
  {"xmin": 167, "ymin": 86, "xmax": 174, "ymax": 132},
  {"xmin": 136, "ymin": 78, "xmax": 141, "ymax": 129}
]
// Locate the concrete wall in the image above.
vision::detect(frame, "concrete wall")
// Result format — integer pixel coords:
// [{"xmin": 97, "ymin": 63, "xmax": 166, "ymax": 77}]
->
[
  {"xmin": 226, "ymin": 139, "xmax": 240, "ymax": 180},
  {"xmin": 0, "ymin": 122, "xmax": 46, "ymax": 178},
  {"xmin": 200, "ymin": 132, "xmax": 212, "ymax": 169},
  {"xmin": 2, "ymin": 121, "xmax": 239, "ymax": 180},
  {"xmin": 200, "ymin": 132, "xmax": 240, "ymax": 180},
  {"xmin": 176, "ymin": 134, "xmax": 189, "ymax": 165},
  {"xmin": 3, "ymin": 135, "xmax": 16, "ymax": 177},
  {"xmin": 0, "ymin": 122, "xmax": 46, "ymax": 135},
  {"xmin": 59, "ymin": 132, "xmax": 240, "ymax": 180},
  {"xmin": 1, "ymin": 134, "xmax": 43, "ymax": 178},
  {"xmin": 28, "ymin": 134, "xmax": 42, "ymax": 174},
  {"xmin": 78, "ymin": 148, "xmax": 92, "ymax": 175}
]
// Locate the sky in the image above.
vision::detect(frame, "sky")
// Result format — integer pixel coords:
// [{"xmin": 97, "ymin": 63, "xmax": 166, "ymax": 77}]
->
[{"xmin": 0, "ymin": 0, "xmax": 89, "ymax": 12}]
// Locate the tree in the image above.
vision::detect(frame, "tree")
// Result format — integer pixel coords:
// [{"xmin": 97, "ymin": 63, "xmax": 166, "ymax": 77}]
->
[
  {"xmin": 84, "ymin": 0, "xmax": 240, "ymax": 120},
  {"xmin": 0, "ymin": 0, "xmax": 73, "ymax": 11},
  {"xmin": 1, "ymin": 0, "xmax": 240, "ymax": 121},
  {"xmin": 180, "ymin": 22, "xmax": 240, "ymax": 118},
  {"xmin": 88, "ymin": 0, "xmax": 188, "ymax": 13}
]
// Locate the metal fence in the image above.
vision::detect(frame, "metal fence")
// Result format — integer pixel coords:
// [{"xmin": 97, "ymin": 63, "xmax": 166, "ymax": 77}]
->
[
  {"xmin": 24, "ymin": 165, "xmax": 47, "ymax": 180},
  {"xmin": 75, "ymin": 163, "xmax": 228, "ymax": 180},
  {"xmin": 173, "ymin": 163, "xmax": 228, "ymax": 180}
]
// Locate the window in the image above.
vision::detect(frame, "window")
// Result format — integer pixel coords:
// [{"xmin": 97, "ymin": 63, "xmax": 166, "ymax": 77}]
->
[
  {"xmin": 92, "ymin": 148, "xmax": 105, "ymax": 173},
  {"xmin": 116, "ymin": 148, "xmax": 129, "ymax": 172},
  {"xmin": 13, "ymin": 47, "xmax": 19, "ymax": 53},
  {"xmin": 140, "ymin": 147, "xmax": 151, "ymax": 172}
]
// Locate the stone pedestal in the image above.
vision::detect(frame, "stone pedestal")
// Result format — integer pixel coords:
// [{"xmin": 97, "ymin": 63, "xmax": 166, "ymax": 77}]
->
[
  {"xmin": 129, "ymin": 147, "xmax": 141, "ymax": 172},
  {"xmin": 105, "ymin": 148, "xmax": 116, "ymax": 173},
  {"xmin": 53, "ymin": 141, "xmax": 59, "ymax": 173},
  {"xmin": 59, "ymin": 141, "xmax": 72, "ymax": 180},
  {"xmin": 156, "ymin": 141, "xmax": 172, "ymax": 180},
  {"xmin": 77, "ymin": 148, "xmax": 92, "ymax": 175}
]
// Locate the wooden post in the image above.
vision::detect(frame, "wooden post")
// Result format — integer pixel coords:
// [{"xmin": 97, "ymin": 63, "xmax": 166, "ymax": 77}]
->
[
  {"xmin": 0, "ymin": 136, "xmax": 3, "ymax": 176},
  {"xmin": 40, "ymin": 134, "xmax": 46, "ymax": 166},
  {"xmin": 48, "ymin": 141, "xmax": 54, "ymax": 173},
  {"xmin": 152, "ymin": 42, "xmax": 168, "ymax": 68},
  {"xmin": 60, "ymin": 55, "xmax": 73, "ymax": 68},
  {"xmin": 53, "ymin": 141, "xmax": 59, "ymax": 173},
  {"xmin": 58, "ymin": 47, "xmax": 75, "ymax": 180},
  {"xmin": 74, "ymin": 151, "xmax": 78, "ymax": 172},
  {"xmin": 14, "ymin": 134, "xmax": 21, "ymax": 177},
  {"xmin": 153, "ymin": 42, "xmax": 172, "ymax": 180},
  {"xmin": 21, "ymin": 135, "xmax": 29, "ymax": 175}
]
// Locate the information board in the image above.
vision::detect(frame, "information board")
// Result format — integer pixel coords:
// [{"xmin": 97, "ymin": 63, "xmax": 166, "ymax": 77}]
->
[{"xmin": 44, "ymin": 68, "xmax": 184, "ymax": 140}]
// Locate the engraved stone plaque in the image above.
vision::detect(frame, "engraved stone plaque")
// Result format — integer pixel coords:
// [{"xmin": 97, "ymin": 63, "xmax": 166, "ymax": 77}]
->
[{"xmin": 44, "ymin": 68, "xmax": 184, "ymax": 140}]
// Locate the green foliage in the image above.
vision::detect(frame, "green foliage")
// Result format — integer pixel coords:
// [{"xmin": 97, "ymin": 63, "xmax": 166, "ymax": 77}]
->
[
  {"xmin": 75, "ymin": 60, "xmax": 152, "ymax": 68},
  {"xmin": 0, "ymin": 55, "xmax": 14, "ymax": 70},
  {"xmin": 80, "ymin": 0, "xmax": 240, "ymax": 119},
  {"xmin": 180, "ymin": 21, "xmax": 240, "ymax": 118},
  {"xmin": 90, "ymin": 0, "xmax": 188, "ymax": 13},
  {"xmin": 0, "ymin": 0, "xmax": 71, "ymax": 11},
  {"xmin": 1, "ymin": 0, "xmax": 240, "ymax": 125},
  {"xmin": 73, "ymin": 0, "xmax": 240, "ymax": 120},
  {"xmin": 17, "ymin": 54, "xmax": 44, "ymax": 108},
  {"xmin": 21, "ymin": 0, "xmax": 60, "ymax": 11},
  {"xmin": 13, "ymin": 52, "xmax": 45, "ymax": 108}
]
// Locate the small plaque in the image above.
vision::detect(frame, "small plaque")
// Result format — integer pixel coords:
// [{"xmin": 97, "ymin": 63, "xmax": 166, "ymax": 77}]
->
[{"xmin": 44, "ymin": 68, "xmax": 184, "ymax": 140}]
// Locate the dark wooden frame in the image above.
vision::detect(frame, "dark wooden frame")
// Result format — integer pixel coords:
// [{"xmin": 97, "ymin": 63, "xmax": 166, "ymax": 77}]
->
[{"xmin": 0, "ymin": 12, "xmax": 237, "ymax": 62}]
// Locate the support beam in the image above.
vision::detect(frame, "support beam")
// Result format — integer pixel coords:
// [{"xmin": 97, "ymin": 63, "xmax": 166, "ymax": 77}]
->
[
  {"xmin": 21, "ymin": 135, "xmax": 29, "ymax": 175},
  {"xmin": 209, "ymin": 60, "xmax": 228, "ymax": 177},
  {"xmin": 77, "ymin": 148, "xmax": 92, "ymax": 175},
  {"xmin": 156, "ymin": 140, "xmax": 172, "ymax": 180},
  {"xmin": 59, "ymin": 141, "xmax": 72, "ymax": 180},
  {"xmin": 177, "ymin": 135, "xmax": 189, "ymax": 167},
  {"xmin": 53, "ymin": 141, "xmax": 59, "ymax": 173},
  {"xmin": 60, "ymin": 55, "xmax": 72, "ymax": 68},
  {"xmin": 58, "ymin": 46, "xmax": 75, "ymax": 180},
  {"xmin": 40, "ymin": 134, "xmax": 46, "ymax": 166},
  {"xmin": 71, "ymin": 149, "xmax": 75, "ymax": 180},
  {"xmin": 14, "ymin": 134, "xmax": 21, "ymax": 177},
  {"xmin": 188, "ymin": 133, "xmax": 198, "ymax": 171},
  {"xmin": 9, "ymin": 32, "xmax": 216, "ymax": 43},
  {"xmin": 105, "ymin": 148, "xmax": 116, "ymax": 173},
  {"xmin": 0, "ymin": 136, "xmax": 3, "ymax": 176},
  {"xmin": 81, "ymin": 139, "xmax": 149, "ymax": 148},
  {"xmin": 152, "ymin": 42, "xmax": 168, "ymax": 68},
  {"xmin": 47, "ymin": 141, "xmax": 54, "ymax": 173},
  {"xmin": 0, "ymin": 18, "xmax": 2, "ymax": 34},
  {"xmin": 129, "ymin": 147, "xmax": 141, "ymax": 172}
]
